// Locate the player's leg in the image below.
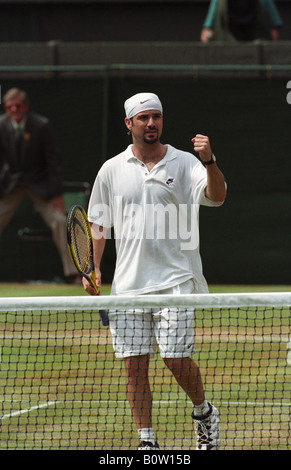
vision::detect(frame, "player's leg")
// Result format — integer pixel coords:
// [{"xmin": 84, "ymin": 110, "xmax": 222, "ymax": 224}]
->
[
  {"xmin": 124, "ymin": 354, "xmax": 159, "ymax": 449},
  {"xmin": 163, "ymin": 356, "xmax": 205, "ymax": 406},
  {"xmin": 163, "ymin": 355, "xmax": 220, "ymax": 450},
  {"xmin": 156, "ymin": 279, "xmax": 221, "ymax": 450},
  {"xmin": 124, "ymin": 354, "xmax": 152, "ymax": 429},
  {"xmin": 109, "ymin": 311, "xmax": 159, "ymax": 450}
]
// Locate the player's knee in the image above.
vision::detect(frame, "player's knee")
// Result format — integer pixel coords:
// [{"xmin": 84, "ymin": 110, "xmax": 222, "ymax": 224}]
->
[
  {"xmin": 124, "ymin": 354, "xmax": 150, "ymax": 377},
  {"xmin": 163, "ymin": 357, "xmax": 182, "ymax": 372}
]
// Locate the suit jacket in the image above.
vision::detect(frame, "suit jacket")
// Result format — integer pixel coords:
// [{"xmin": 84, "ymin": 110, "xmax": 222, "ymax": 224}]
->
[{"xmin": 0, "ymin": 112, "xmax": 63, "ymax": 200}]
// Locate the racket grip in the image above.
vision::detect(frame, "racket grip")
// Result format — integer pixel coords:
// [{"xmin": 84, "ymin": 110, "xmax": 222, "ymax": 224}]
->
[
  {"xmin": 99, "ymin": 309, "xmax": 109, "ymax": 326},
  {"xmin": 90, "ymin": 272, "xmax": 109, "ymax": 326}
]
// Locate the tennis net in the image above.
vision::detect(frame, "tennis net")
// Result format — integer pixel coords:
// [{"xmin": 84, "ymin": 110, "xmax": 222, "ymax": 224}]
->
[{"xmin": 0, "ymin": 293, "xmax": 290, "ymax": 451}]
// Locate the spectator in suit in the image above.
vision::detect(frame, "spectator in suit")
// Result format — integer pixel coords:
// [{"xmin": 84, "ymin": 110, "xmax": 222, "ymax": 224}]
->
[
  {"xmin": 200, "ymin": 0, "xmax": 283, "ymax": 43},
  {"xmin": 0, "ymin": 87, "xmax": 77, "ymax": 282}
]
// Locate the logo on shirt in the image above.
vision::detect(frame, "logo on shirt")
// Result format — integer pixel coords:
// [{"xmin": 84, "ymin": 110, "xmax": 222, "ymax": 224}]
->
[{"xmin": 166, "ymin": 178, "xmax": 175, "ymax": 188}]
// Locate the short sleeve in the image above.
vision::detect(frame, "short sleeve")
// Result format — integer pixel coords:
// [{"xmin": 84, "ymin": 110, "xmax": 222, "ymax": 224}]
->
[
  {"xmin": 191, "ymin": 160, "xmax": 225, "ymax": 207},
  {"xmin": 87, "ymin": 173, "xmax": 113, "ymax": 228}
]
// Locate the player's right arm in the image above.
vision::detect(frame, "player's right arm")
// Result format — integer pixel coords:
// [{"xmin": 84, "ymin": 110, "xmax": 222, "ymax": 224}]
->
[{"xmin": 82, "ymin": 223, "xmax": 107, "ymax": 296}]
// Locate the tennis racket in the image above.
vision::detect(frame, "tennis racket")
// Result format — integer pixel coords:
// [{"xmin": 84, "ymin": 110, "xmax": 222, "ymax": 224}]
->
[{"xmin": 67, "ymin": 204, "xmax": 109, "ymax": 326}]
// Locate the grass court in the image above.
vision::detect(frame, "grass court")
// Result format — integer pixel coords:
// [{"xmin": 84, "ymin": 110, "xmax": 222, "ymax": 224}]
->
[{"xmin": 0, "ymin": 283, "xmax": 290, "ymax": 450}]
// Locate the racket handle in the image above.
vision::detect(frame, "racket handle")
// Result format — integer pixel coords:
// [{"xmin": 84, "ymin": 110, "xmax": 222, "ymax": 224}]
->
[
  {"xmin": 90, "ymin": 271, "xmax": 100, "ymax": 295},
  {"xmin": 90, "ymin": 271, "xmax": 109, "ymax": 326},
  {"xmin": 99, "ymin": 309, "xmax": 109, "ymax": 326}
]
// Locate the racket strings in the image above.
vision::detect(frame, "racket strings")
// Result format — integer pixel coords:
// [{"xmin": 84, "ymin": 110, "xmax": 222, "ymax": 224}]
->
[{"xmin": 70, "ymin": 211, "xmax": 93, "ymax": 274}]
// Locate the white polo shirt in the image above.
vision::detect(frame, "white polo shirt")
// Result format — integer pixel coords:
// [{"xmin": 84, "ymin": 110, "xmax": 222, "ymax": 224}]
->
[{"xmin": 88, "ymin": 144, "xmax": 222, "ymax": 295}]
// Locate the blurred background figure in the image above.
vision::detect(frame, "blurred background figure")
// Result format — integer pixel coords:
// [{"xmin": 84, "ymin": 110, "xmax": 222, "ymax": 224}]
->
[
  {"xmin": 201, "ymin": 0, "xmax": 283, "ymax": 42},
  {"xmin": 0, "ymin": 87, "xmax": 78, "ymax": 283}
]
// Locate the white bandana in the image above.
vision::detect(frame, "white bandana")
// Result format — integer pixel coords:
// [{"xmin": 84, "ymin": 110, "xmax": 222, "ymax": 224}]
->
[{"xmin": 124, "ymin": 92, "xmax": 163, "ymax": 119}]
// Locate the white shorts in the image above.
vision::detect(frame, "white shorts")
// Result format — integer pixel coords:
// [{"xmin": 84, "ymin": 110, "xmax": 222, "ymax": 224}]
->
[{"xmin": 109, "ymin": 279, "xmax": 195, "ymax": 359}]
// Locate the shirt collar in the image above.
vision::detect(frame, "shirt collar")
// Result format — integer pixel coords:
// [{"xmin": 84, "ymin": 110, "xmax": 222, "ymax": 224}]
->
[
  {"xmin": 10, "ymin": 117, "xmax": 27, "ymax": 131},
  {"xmin": 125, "ymin": 144, "xmax": 177, "ymax": 164}
]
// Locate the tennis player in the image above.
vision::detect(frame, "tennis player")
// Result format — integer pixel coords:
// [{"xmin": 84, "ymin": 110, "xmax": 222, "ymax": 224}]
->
[{"xmin": 83, "ymin": 92, "xmax": 226, "ymax": 450}]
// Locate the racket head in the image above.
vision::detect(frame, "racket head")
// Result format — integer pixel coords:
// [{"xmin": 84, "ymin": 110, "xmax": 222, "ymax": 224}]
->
[
  {"xmin": 67, "ymin": 205, "xmax": 94, "ymax": 279},
  {"xmin": 67, "ymin": 205, "xmax": 106, "ymax": 324}
]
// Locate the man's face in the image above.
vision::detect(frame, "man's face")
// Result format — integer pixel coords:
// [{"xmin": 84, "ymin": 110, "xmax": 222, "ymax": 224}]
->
[
  {"xmin": 4, "ymin": 95, "xmax": 29, "ymax": 123},
  {"xmin": 127, "ymin": 110, "xmax": 163, "ymax": 145}
]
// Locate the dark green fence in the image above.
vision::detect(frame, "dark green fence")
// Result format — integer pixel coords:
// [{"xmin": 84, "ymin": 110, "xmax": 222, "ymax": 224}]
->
[{"xmin": 1, "ymin": 65, "xmax": 290, "ymax": 284}]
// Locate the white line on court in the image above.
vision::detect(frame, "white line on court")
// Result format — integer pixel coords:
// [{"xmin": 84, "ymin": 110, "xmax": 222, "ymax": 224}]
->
[
  {"xmin": 107, "ymin": 400, "xmax": 291, "ymax": 407},
  {"xmin": 9, "ymin": 399, "xmax": 288, "ymax": 407},
  {"xmin": 0, "ymin": 399, "xmax": 289, "ymax": 423},
  {"xmin": 0, "ymin": 400, "xmax": 59, "ymax": 420}
]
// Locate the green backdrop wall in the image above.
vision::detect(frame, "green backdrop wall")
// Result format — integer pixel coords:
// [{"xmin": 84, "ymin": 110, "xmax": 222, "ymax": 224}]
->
[{"xmin": 1, "ymin": 76, "xmax": 290, "ymax": 284}]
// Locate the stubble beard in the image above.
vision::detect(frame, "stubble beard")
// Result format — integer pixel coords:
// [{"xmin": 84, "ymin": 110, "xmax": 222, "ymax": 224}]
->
[{"xmin": 143, "ymin": 132, "xmax": 159, "ymax": 145}]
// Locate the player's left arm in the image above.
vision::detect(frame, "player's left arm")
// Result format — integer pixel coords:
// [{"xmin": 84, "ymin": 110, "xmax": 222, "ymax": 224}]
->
[{"xmin": 192, "ymin": 134, "xmax": 226, "ymax": 203}]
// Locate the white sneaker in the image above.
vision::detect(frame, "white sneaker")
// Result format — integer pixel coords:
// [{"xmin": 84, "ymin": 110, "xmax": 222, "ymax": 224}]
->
[
  {"xmin": 138, "ymin": 441, "xmax": 160, "ymax": 450},
  {"xmin": 192, "ymin": 403, "xmax": 221, "ymax": 450}
]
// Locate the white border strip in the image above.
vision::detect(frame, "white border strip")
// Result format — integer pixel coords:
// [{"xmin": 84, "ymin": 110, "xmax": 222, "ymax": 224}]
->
[{"xmin": 0, "ymin": 292, "xmax": 291, "ymax": 312}]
